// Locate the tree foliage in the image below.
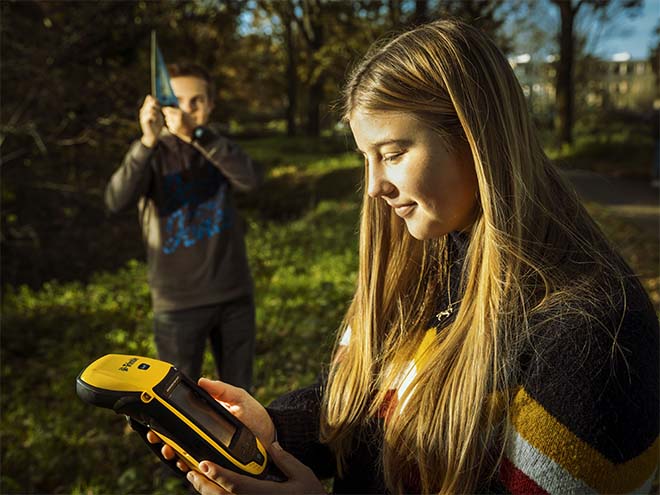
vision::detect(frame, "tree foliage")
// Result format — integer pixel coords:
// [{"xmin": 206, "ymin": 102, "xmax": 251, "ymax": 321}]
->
[{"xmin": 1, "ymin": 0, "xmax": 516, "ymax": 289}]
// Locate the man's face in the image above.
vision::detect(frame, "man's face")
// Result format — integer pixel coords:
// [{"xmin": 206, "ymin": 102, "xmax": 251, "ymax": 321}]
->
[{"xmin": 170, "ymin": 76, "xmax": 214, "ymax": 126}]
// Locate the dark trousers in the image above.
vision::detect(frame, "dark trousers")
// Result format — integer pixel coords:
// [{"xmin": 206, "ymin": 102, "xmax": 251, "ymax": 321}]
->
[{"xmin": 153, "ymin": 295, "xmax": 255, "ymax": 390}]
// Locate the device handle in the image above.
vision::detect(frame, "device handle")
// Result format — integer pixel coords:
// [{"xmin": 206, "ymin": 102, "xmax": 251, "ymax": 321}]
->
[{"xmin": 127, "ymin": 416, "xmax": 186, "ymax": 479}]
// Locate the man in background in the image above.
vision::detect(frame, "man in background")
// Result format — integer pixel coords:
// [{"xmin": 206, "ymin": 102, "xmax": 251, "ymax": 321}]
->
[{"xmin": 105, "ymin": 63, "xmax": 261, "ymax": 390}]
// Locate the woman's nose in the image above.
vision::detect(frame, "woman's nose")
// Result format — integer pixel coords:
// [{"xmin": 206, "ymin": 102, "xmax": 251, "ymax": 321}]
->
[{"xmin": 367, "ymin": 162, "xmax": 391, "ymax": 198}]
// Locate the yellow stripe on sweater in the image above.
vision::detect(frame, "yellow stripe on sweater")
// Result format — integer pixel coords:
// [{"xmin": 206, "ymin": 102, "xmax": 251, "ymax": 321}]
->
[
  {"xmin": 511, "ymin": 387, "xmax": 659, "ymax": 493},
  {"xmin": 414, "ymin": 328, "xmax": 438, "ymax": 369}
]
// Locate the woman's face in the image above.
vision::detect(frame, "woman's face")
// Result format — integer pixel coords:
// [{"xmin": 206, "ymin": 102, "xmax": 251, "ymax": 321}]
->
[{"xmin": 350, "ymin": 109, "xmax": 479, "ymax": 240}]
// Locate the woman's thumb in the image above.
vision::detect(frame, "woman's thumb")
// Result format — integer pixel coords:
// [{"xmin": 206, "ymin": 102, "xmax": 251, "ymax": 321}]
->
[
  {"xmin": 268, "ymin": 442, "xmax": 328, "ymax": 493},
  {"xmin": 269, "ymin": 441, "xmax": 299, "ymax": 478}
]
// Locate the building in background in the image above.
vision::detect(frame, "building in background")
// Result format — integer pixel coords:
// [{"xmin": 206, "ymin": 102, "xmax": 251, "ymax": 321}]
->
[{"xmin": 509, "ymin": 52, "xmax": 657, "ymax": 117}]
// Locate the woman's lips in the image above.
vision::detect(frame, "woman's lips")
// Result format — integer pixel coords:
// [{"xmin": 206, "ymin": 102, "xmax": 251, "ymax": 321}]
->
[{"xmin": 393, "ymin": 204, "xmax": 415, "ymax": 218}]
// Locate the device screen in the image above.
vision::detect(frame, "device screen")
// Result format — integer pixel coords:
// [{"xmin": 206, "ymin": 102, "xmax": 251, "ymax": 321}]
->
[{"xmin": 168, "ymin": 380, "xmax": 236, "ymax": 447}]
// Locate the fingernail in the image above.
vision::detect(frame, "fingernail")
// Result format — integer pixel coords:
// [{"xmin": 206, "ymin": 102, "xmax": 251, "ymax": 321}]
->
[
  {"xmin": 187, "ymin": 471, "xmax": 196, "ymax": 483},
  {"xmin": 199, "ymin": 461, "xmax": 210, "ymax": 473}
]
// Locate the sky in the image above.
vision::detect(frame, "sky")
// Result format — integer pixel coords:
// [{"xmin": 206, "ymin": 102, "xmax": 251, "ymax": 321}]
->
[
  {"xmin": 238, "ymin": 0, "xmax": 660, "ymax": 60},
  {"xmin": 507, "ymin": 0, "xmax": 658, "ymax": 61},
  {"xmin": 592, "ymin": 0, "xmax": 659, "ymax": 60}
]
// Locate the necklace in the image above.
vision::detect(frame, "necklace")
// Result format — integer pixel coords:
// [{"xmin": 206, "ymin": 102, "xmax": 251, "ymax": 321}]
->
[
  {"xmin": 435, "ymin": 303, "xmax": 456, "ymax": 322},
  {"xmin": 435, "ymin": 254, "xmax": 459, "ymax": 323}
]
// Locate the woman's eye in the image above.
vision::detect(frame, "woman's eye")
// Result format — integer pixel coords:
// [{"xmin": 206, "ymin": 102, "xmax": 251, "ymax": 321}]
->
[{"xmin": 383, "ymin": 152, "xmax": 404, "ymax": 163}]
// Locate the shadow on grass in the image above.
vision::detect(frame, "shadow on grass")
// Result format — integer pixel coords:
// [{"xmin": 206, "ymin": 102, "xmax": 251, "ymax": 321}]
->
[
  {"xmin": 239, "ymin": 165, "xmax": 363, "ymax": 221},
  {"xmin": 554, "ymin": 140, "xmax": 654, "ymax": 178},
  {"xmin": 1, "ymin": 298, "xmax": 159, "ymax": 494}
]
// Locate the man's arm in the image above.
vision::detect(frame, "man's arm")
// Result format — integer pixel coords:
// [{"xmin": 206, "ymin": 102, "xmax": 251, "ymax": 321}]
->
[
  {"xmin": 193, "ymin": 128, "xmax": 263, "ymax": 192},
  {"xmin": 105, "ymin": 95, "xmax": 163, "ymax": 213},
  {"xmin": 104, "ymin": 141, "xmax": 154, "ymax": 213}
]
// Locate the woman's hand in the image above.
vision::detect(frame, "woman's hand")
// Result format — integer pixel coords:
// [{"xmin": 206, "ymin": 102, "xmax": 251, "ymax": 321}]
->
[{"xmin": 186, "ymin": 441, "xmax": 327, "ymax": 495}]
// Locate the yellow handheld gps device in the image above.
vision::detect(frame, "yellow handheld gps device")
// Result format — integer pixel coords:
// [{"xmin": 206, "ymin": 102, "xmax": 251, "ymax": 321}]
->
[{"xmin": 76, "ymin": 354, "xmax": 282, "ymax": 483}]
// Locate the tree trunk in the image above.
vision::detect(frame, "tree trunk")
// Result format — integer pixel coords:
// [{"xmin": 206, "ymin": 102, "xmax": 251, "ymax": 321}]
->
[
  {"xmin": 388, "ymin": 0, "xmax": 402, "ymax": 27},
  {"xmin": 555, "ymin": 0, "xmax": 577, "ymax": 146},
  {"xmin": 284, "ymin": 6, "xmax": 297, "ymax": 136},
  {"xmin": 297, "ymin": 0, "xmax": 324, "ymax": 136},
  {"xmin": 306, "ymin": 76, "xmax": 323, "ymax": 136},
  {"xmin": 412, "ymin": 0, "xmax": 429, "ymax": 25}
]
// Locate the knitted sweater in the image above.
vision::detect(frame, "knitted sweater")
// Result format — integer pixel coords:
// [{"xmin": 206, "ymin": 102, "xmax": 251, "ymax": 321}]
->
[{"xmin": 267, "ymin": 234, "xmax": 659, "ymax": 494}]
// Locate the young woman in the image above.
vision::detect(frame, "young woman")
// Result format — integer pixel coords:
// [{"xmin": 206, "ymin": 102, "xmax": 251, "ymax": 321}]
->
[{"xmin": 155, "ymin": 19, "xmax": 659, "ymax": 494}]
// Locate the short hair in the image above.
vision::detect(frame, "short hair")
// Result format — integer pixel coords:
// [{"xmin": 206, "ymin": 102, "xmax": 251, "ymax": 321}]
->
[{"xmin": 167, "ymin": 62, "xmax": 216, "ymax": 102}]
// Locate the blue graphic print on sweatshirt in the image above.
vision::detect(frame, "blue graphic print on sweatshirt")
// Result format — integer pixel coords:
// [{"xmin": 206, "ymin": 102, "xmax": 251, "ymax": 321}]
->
[{"xmin": 160, "ymin": 163, "xmax": 232, "ymax": 254}]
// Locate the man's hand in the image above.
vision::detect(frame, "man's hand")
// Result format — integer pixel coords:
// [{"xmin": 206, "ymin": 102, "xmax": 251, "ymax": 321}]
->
[
  {"xmin": 162, "ymin": 106, "xmax": 196, "ymax": 143},
  {"xmin": 139, "ymin": 95, "xmax": 164, "ymax": 148}
]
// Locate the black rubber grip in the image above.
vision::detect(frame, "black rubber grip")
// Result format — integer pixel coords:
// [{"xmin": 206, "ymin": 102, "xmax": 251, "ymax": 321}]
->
[{"xmin": 127, "ymin": 417, "xmax": 186, "ymax": 478}]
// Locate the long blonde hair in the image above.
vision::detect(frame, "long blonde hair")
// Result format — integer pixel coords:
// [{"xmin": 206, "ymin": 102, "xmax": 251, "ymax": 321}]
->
[{"xmin": 320, "ymin": 20, "xmax": 624, "ymax": 493}]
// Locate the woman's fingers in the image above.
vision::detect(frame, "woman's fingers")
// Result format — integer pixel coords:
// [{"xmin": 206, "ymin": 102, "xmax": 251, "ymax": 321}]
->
[
  {"xmin": 194, "ymin": 462, "xmax": 268, "ymax": 494},
  {"xmin": 186, "ymin": 444, "xmax": 327, "ymax": 495},
  {"xmin": 198, "ymin": 378, "xmax": 246, "ymax": 404},
  {"xmin": 187, "ymin": 469, "xmax": 231, "ymax": 495},
  {"xmin": 146, "ymin": 429, "xmax": 187, "ymax": 469},
  {"xmin": 146, "ymin": 430, "xmax": 160, "ymax": 444}
]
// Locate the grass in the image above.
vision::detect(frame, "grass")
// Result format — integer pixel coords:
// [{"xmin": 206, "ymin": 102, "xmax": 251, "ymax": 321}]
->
[
  {"xmin": 1, "ymin": 137, "xmax": 362, "ymax": 495},
  {"xmin": 543, "ymin": 114, "xmax": 655, "ymax": 178}
]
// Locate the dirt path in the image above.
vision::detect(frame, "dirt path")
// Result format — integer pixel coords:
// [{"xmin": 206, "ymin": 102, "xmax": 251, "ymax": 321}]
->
[{"xmin": 563, "ymin": 169, "xmax": 660, "ymax": 241}]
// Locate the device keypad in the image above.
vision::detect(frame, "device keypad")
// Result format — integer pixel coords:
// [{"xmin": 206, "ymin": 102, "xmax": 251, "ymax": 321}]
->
[{"xmin": 232, "ymin": 427, "xmax": 262, "ymax": 465}]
